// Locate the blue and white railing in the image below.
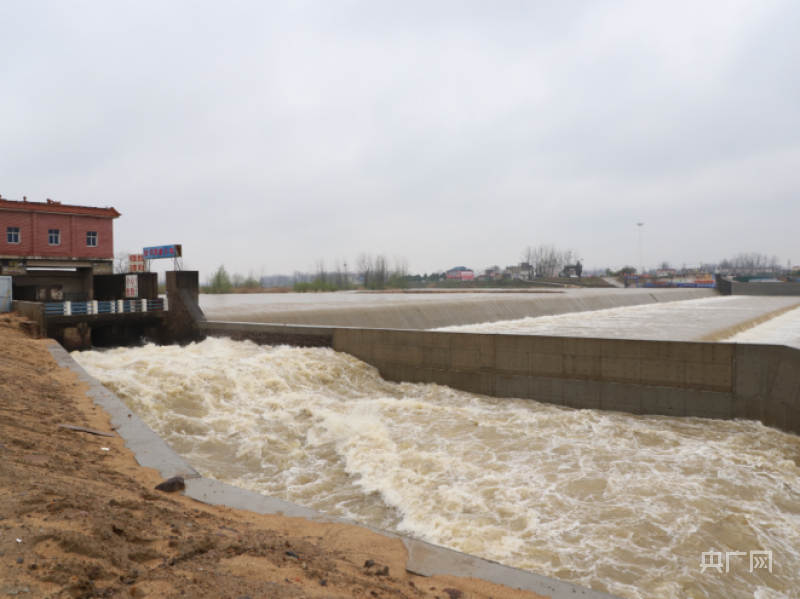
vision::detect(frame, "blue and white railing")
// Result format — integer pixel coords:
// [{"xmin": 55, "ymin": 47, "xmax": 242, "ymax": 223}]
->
[{"xmin": 45, "ymin": 298, "xmax": 167, "ymax": 316}]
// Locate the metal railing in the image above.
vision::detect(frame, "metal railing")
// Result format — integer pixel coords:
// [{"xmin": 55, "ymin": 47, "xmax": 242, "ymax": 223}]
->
[{"xmin": 44, "ymin": 298, "xmax": 167, "ymax": 316}]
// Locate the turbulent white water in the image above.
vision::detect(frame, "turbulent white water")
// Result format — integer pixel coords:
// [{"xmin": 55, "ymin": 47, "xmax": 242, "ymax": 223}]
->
[
  {"xmin": 74, "ymin": 338, "xmax": 800, "ymax": 599},
  {"xmin": 436, "ymin": 296, "xmax": 800, "ymax": 340},
  {"xmin": 730, "ymin": 306, "xmax": 800, "ymax": 348}
]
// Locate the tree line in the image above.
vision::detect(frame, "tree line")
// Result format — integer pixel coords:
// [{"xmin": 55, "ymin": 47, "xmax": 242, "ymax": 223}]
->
[
  {"xmin": 519, "ymin": 244, "xmax": 580, "ymax": 278},
  {"xmin": 203, "ymin": 253, "xmax": 410, "ymax": 294},
  {"xmin": 205, "ymin": 266, "xmax": 262, "ymax": 294}
]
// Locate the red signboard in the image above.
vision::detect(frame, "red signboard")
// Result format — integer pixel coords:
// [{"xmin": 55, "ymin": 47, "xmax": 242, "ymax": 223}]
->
[
  {"xmin": 129, "ymin": 254, "xmax": 146, "ymax": 272},
  {"xmin": 125, "ymin": 275, "xmax": 139, "ymax": 298}
]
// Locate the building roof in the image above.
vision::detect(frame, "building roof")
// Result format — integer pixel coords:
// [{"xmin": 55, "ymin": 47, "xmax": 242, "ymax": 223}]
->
[
  {"xmin": 447, "ymin": 266, "xmax": 472, "ymax": 272},
  {"xmin": 0, "ymin": 198, "xmax": 121, "ymax": 218}
]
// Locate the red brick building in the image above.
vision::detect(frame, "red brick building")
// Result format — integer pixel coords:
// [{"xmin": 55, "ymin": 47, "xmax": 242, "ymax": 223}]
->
[
  {"xmin": 446, "ymin": 266, "xmax": 475, "ymax": 281},
  {"xmin": 1, "ymin": 197, "xmax": 120, "ymax": 301},
  {"xmin": 1, "ymin": 198, "xmax": 118, "ymax": 260}
]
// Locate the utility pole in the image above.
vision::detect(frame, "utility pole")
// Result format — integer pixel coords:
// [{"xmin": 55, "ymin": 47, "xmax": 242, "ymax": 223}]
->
[{"xmin": 637, "ymin": 223, "xmax": 644, "ymax": 281}]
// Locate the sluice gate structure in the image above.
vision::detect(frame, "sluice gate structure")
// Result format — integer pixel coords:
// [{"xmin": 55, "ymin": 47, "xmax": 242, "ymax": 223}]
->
[{"xmin": 13, "ymin": 271, "xmax": 193, "ymax": 349}]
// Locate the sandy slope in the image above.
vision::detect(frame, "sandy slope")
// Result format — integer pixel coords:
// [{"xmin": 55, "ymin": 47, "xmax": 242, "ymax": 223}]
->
[{"xmin": 0, "ymin": 314, "xmax": 546, "ymax": 599}]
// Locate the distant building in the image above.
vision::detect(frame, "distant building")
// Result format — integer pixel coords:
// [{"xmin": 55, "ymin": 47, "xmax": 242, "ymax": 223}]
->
[
  {"xmin": 446, "ymin": 266, "xmax": 474, "ymax": 281},
  {"xmin": 1, "ymin": 197, "xmax": 120, "ymax": 301},
  {"xmin": 504, "ymin": 262, "xmax": 533, "ymax": 280},
  {"xmin": 656, "ymin": 268, "xmax": 677, "ymax": 277}
]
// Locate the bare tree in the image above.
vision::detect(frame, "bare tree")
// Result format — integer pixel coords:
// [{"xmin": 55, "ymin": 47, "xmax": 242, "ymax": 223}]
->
[
  {"xmin": 353, "ymin": 253, "xmax": 407, "ymax": 289},
  {"xmin": 389, "ymin": 256, "xmax": 409, "ymax": 287},
  {"xmin": 357, "ymin": 253, "xmax": 373, "ymax": 288},
  {"xmin": 374, "ymin": 254, "xmax": 388, "ymax": 288},
  {"xmin": 114, "ymin": 251, "xmax": 129, "ymax": 274},
  {"xmin": 522, "ymin": 244, "xmax": 579, "ymax": 278},
  {"xmin": 314, "ymin": 259, "xmax": 327, "ymax": 284},
  {"xmin": 520, "ymin": 247, "xmax": 534, "ymax": 276},
  {"xmin": 719, "ymin": 252, "xmax": 780, "ymax": 270}
]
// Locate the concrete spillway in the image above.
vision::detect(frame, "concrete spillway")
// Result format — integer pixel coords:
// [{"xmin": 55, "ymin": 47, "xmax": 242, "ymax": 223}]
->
[
  {"xmin": 437, "ymin": 296, "xmax": 800, "ymax": 342},
  {"xmin": 199, "ymin": 287, "xmax": 717, "ymax": 330}
]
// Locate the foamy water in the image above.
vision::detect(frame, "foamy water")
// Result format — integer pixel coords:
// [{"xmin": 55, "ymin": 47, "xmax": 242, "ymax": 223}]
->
[
  {"xmin": 74, "ymin": 338, "xmax": 800, "ymax": 599},
  {"xmin": 730, "ymin": 306, "xmax": 800, "ymax": 348},
  {"xmin": 436, "ymin": 296, "xmax": 800, "ymax": 341}
]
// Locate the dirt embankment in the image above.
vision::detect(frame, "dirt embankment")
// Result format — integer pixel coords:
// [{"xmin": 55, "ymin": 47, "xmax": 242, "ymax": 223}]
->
[{"xmin": 0, "ymin": 314, "xmax": 546, "ymax": 599}]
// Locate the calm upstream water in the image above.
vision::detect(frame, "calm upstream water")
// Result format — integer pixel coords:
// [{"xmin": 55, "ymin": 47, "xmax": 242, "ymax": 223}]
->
[{"xmin": 74, "ymin": 298, "xmax": 800, "ymax": 599}]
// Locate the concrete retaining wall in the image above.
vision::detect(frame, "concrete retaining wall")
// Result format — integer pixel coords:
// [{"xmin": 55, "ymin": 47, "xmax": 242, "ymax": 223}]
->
[
  {"xmin": 200, "ymin": 320, "xmax": 800, "ymax": 436},
  {"xmin": 716, "ymin": 275, "xmax": 733, "ymax": 296},
  {"xmin": 334, "ymin": 328, "xmax": 800, "ymax": 435},
  {"xmin": 164, "ymin": 271, "xmax": 204, "ymax": 344},
  {"xmin": 202, "ymin": 321, "xmax": 334, "ymax": 347},
  {"xmin": 717, "ymin": 275, "xmax": 800, "ymax": 296},
  {"xmin": 730, "ymin": 282, "xmax": 800, "ymax": 296}
]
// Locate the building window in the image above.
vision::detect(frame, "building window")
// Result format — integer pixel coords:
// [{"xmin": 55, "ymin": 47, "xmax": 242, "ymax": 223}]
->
[
  {"xmin": 6, "ymin": 227, "xmax": 20, "ymax": 244},
  {"xmin": 87, "ymin": 231, "xmax": 98, "ymax": 247},
  {"xmin": 48, "ymin": 229, "xmax": 60, "ymax": 245}
]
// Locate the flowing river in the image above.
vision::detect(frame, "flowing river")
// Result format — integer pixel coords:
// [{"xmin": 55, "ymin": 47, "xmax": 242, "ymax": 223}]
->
[{"xmin": 73, "ymin": 297, "xmax": 800, "ymax": 599}]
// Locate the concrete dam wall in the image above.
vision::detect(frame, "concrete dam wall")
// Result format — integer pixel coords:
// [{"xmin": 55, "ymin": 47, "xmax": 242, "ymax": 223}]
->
[
  {"xmin": 198, "ymin": 320, "xmax": 800, "ymax": 437},
  {"xmin": 170, "ymin": 276, "xmax": 800, "ymax": 435},
  {"xmin": 199, "ymin": 287, "xmax": 717, "ymax": 330},
  {"xmin": 717, "ymin": 275, "xmax": 800, "ymax": 296}
]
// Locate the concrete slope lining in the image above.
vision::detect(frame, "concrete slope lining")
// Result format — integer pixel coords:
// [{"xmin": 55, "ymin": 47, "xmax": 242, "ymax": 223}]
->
[{"xmin": 200, "ymin": 288, "xmax": 717, "ymax": 330}]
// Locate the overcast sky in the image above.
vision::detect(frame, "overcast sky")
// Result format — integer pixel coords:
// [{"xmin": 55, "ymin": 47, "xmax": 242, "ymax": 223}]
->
[{"xmin": 2, "ymin": 1, "xmax": 799, "ymax": 277}]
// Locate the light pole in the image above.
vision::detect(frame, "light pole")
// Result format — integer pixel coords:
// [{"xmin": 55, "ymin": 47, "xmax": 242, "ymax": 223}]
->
[{"xmin": 637, "ymin": 223, "xmax": 644, "ymax": 281}]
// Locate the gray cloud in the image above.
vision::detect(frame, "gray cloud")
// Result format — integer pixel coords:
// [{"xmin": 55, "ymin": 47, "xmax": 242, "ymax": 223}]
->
[{"xmin": 2, "ymin": 0, "xmax": 799, "ymax": 277}]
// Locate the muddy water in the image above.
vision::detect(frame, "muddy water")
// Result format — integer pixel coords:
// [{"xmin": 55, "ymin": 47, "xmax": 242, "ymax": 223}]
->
[
  {"xmin": 437, "ymin": 296, "xmax": 800, "ymax": 341},
  {"xmin": 75, "ymin": 337, "xmax": 800, "ymax": 599}
]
